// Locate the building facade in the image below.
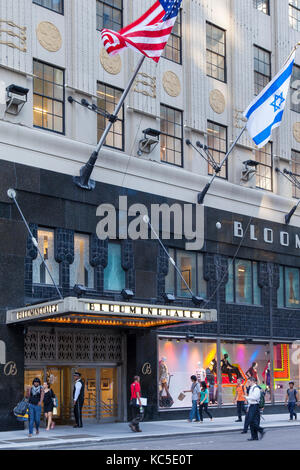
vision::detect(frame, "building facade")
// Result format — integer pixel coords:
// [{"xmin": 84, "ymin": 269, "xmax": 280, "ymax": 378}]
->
[{"xmin": 1, "ymin": 0, "xmax": 300, "ymax": 430}]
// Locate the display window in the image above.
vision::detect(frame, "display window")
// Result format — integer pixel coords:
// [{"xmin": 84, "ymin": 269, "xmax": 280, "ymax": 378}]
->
[
  {"xmin": 158, "ymin": 338, "xmax": 217, "ymax": 409},
  {"xmin": 220, "ymin": 342, "xmax": 271, "ymax": 405},
  {"xmin": 273, "ymin": 343, "xmax": 300, "ymax": 402}
]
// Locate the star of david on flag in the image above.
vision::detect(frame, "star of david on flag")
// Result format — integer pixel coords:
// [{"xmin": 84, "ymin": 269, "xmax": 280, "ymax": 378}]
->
[
  {"xmin": 100, "ymin": 0, "xmax": 182, "ymax": 63},
  {"xmin": 244, "ymin": 52, "xmax": 295, "ymax": 148}
]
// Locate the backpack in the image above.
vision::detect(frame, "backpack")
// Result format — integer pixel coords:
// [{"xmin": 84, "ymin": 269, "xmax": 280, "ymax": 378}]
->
[
  {"xmin": 256, "ymin": 386, "xmax": 265, "ymax": 409},
  {"xmin": 13, "ymin": 398, "xmax": 29, "ymax": 417}
]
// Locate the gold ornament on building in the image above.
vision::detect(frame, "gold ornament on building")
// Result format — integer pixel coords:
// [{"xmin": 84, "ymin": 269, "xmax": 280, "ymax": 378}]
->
[
  {"xmin": 36, "ymin": 21, "xmax": 62, "ymax": 52},
  {"xmin": 293, "ymin": 122, "xmax": 300, "ymax": 143},
  {"xmin": 100, "ymin": 47, "xmax": 122, "ymax": 75},
  {"xmin": 162, "ymin": 71, "xmax": 181, "ymax": 97},
  {"xmin": 209, "ymin": 89, "xmax": 226, "ymax": 114},
  {"xmin": 0, "ymin": 19, "xmax": 27, "ymax": 52}
]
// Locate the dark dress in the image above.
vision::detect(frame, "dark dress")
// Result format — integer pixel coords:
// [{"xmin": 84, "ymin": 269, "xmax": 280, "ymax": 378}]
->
[{"xmin": 43, "ymin": 389, "xmax": 55, "ymax": 413}]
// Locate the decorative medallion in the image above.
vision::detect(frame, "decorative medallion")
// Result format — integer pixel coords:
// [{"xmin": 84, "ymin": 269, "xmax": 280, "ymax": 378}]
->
[
  {"xmin": 36, "ymin": 22, "xmax": 62, "ymax": 52},
  {"xmin": 162, "ymin": 71, "xmax": 181, "ymax": 97},
  {"xmin": 209, "ymin": 89, "xmax": 226, "ymax": 114},
  {"xmin": 100, "ymin": 48, "xmax": 122, "ymax": 75},
  {"xmin": 293, "ymin": 122, "xmax": 300, "ymax": 143}
]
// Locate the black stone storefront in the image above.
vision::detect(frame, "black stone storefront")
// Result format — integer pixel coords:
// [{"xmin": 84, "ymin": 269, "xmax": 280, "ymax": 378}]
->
[{"xmin": 0, "ymin": 159, "xmax": 300, "ymax": 430}]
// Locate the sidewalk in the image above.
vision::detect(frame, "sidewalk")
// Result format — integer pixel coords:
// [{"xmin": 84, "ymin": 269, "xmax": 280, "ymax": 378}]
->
[{"xmin": 0, "ymin": 413, "xmax": 298, "ymax": 449}]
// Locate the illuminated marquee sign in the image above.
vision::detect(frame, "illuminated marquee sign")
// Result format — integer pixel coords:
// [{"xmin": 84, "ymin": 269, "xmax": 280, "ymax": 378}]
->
[
  {"xmin": 6, "ymin": 297, "xmax": 217, "ymax": 325},
  {"xmin": 88, "ymin": 303, "xmax": 209, "ymax": 320}
]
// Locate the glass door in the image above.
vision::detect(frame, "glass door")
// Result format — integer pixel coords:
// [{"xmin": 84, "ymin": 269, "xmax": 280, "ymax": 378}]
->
[{"xmin": 99, "ymin": 367, "xmax": 118, "ymax": 420}]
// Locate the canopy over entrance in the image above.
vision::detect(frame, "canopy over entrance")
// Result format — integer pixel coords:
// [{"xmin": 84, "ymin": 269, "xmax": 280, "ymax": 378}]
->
[{"xmin": 6, "ymin": 297, "xmax": 217, "ymax": 328}]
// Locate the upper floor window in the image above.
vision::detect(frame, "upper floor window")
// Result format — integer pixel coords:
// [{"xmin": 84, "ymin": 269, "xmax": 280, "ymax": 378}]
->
[
  {"xmin": 97, "ymin": 83, "xmax": 124, "ymax": 150},
  {"xmin": 255, "ymin": 142, "xmax": 273, "ymax": 191},
  {"xmin": 226, "ymin": 258, "xmax": 261, "ymax": 305},
  {"xmin": 278, "ymin": 265, "xmax": 300, "ymax": 308},
  {"xmin": 96, "ymin": 0, "xmax": 123, "ymax": 31},
  {"xmin": 206, "ymin": 23, "xmax": 226, "ymax": 82},
  {"xmin": 33, "ymin": 60, "xmax": 64, "ymax": 134},
  {"xmin": 289, "ymin": 0, "xmax": 300, "ymax": 31},
  {"xmin": 254, "ymin": 45, "xmax": 271, "ymax": 95},
  {"xmin": 253, "ymin": 0, "xmax": 270, "ymax": 15},
  {"xmin": 32, "ymin": 229, "xmax": 60, "ymax": 285},
  {"xmin": 70, "ymin": 234, "xmax": 94, "ymax": 289},
  {"xmin": 33, "ymin": 0, "xmax": 64, "ymax": 14},
  {"xmin": 290, "ymin": 64, "xmax": 300, "ymax": 113},
  {"xmin": 160, "ymin": 104, "xmax": 183, "ymax": 167},
  {"xmin": 104, "ymin": 242, "xmax": 126, "ymax": 291},
  {"xmin": 207, "ymin": 121, "xmax": 227, "ymax": 179},
  {"xmin": 292, "ymin": 150, "xmax": 300, "ymax": 198},
  {"xmin": 165, "ymin": 249, "xmax": 207, "ymax": 299},
  {"xmin": 162, "ymin": 10, "xmax": 182, "ymax": 64}
]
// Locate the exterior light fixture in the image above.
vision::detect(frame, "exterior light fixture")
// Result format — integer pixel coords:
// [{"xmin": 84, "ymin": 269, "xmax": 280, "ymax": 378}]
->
[
  {"xmin": 137, "ymin": 128, "xmax": 161, "ymax": 156},
  {"xmin": 6, "ymin": 84, "xmax": 29, "ymax": 115},
  {"xmin": 121, "ymin": 288, "xmax": 134, "ymax": 300},
  {"xmin": 163, "ymin": 293, "xmax": 176, "ymax": 303},
  {"xmin": 192, "ymin": 295, "xmax": 204, "ymax": 306},
  {"xmin": 73, "ymin": 284, "xmax": 88, "ymax": 298}
]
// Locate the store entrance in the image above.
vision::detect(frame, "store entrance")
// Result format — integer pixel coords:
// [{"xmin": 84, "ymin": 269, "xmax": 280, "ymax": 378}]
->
[{"xmin": 24, "ymin": 366, "xmax": 120, "ymax": 424}]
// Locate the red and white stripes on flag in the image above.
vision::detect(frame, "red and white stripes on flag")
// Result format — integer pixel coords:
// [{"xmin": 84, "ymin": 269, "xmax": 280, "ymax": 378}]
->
[{"xmin": 100, "ymin": 1, "xmax": 179, "ymax": 63}]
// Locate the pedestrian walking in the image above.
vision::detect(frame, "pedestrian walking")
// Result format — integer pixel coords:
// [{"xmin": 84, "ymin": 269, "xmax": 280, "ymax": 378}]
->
[
  {"xmin": 27, "ymin": 377, "xmax": 44, "ymax": 438},
  {"xmin": 184, "ymin": 375, "xmax": 201, "ymax": 422},
  {"xmin": 73, "ymin": 372, "xmax": 85, "ymax": 428},
  {"xmin": 129, "ymin": 375, "xmax": 143, "ymax": 432},
  {"xmin": 199, "ymin": 381, "xmax": 213, "ymax": 422},
  {"xmin": 244, "ymin": 376, "xmax": 265, "ymax": 441},
  {"xmin": 234, "ymin": 378, "xmax": 247, "ymax": 422},
  {"xmin": 285, "ymin": 381, "xmax": 298, "ymax": 421},
  {"xmin": 43, "ymin": 381, "xmax": 56, "ymax": 431}
]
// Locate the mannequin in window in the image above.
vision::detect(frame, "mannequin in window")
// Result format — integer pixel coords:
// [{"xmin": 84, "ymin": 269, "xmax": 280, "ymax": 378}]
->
[
  {"xmin": 205, "ymin": 363, "xmax": 216, "ymax": 404},
  {"xmin": 196, "ymin": 361, "xmax": 206, "ymax": 383},
  {"xmin": 221, "ymin": 354, "xmax": 242, "ymax": 383},
  {"xmin": 246, "ymin": 362, "xmax": 260, "ymax": 384},
  {"xmin": 159, "ymin": 357, "xmax": 174, "ymax": 407}
]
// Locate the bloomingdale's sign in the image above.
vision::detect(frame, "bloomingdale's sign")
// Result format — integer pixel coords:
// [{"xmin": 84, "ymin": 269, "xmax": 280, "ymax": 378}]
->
[{"xmin": 233, "ymin": 221, "xmax": 300, "ymax": 249}]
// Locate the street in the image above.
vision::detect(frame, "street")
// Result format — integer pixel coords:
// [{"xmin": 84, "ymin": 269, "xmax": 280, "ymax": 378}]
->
[{"xmin": 22, "ymin": 427, "xmax": 300, "ymax": 451}]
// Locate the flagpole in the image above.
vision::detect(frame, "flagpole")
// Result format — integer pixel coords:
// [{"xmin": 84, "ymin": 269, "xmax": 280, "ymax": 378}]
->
[
  {"xmin": 74, "ymin": 55, "xmax": 146, "ymax": 190},
  {"xmin": 197, "ymin": 124, "xmax": 247, "ymax": 205}
]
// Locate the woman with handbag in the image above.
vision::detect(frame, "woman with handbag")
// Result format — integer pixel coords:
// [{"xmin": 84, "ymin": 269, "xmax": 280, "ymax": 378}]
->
[
  {"xmin": 129, "ymin": 376, "xmax": 142, "ymax": 433},
  {"xmin": 43, "ymin": 382, "xmax": 56, "ymax": 430},
  {"xmin": 27, "ymin": 378, "xmax": 44, "ymax": 437}
]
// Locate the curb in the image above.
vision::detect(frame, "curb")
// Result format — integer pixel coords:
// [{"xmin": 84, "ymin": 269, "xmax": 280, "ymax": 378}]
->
[{"xmin": 0, "ymin": 423, "xmax": 297, "ymax": 450}]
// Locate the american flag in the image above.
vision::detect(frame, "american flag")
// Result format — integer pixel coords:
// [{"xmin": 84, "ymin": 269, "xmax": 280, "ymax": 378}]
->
[{"xmin": 100, "ymin": 0, "xmax": 182, "ymax": 63}]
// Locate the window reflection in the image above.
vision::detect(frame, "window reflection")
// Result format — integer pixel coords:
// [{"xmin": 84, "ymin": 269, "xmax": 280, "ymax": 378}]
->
[
  {"xmin": 33, "ymin": 229, "xmax": 59, "ymax": 285},
  {"xmin": 70, "ymin": 234, "xmax": 94, "ymax": 289},
  {"xmin": 104, "ymin": 242, "xmax": 126, "ymax": 291}
]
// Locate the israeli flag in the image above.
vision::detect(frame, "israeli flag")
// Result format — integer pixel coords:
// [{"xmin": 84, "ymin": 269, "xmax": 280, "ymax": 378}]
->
[{"xmin": 244, "ymin": 52, "xmax": 295, "ymax": 148}]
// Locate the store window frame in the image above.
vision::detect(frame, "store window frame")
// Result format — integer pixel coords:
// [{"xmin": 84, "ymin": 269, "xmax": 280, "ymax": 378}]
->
[
  {"xmin": 97, "ymin": 82, "xmax": 124, "ymax": 151},
  {"xmin": 255, "ymin": 142, "xmax": 273, "ymax": 191},
  {"xmin": 165, "ymin": 248, "xmax": 207, "ymax": 299},
  {"xmin": 161, "ymin": 9, "xmax": 182, "ymax": 65},
  {"xmin": 207, "ymin": 120, "xmax": 228, "ymax": 180},
  {"xmin": 96, "ymin": 0, "xmax": 123, "ymax": 32},
  {"xmin": 70, "ymin": 233, "xmax": 95, "ymax": 291},
  {"xmin": 289, "ymin": 0, "xmax": 300, "ymax": 32},
  {"xmin": 206, "ymin": 22, "xmax": 226, "ymax": 83},
  {"xmin": 160, "ymin": 104, "xmax": 183, "ymax": 168},
  {"xmin": 32, "ymin": 227, "xmax": 60, "ymax": 287},
  {"xmin": 33, "ymin": 59, "xmax": 65, "ymax": 135},
  {"xmin": 33, "ymin": 0, "xmax": 64, "ymax": 15},
  {"xmin": 278, "ymin": 265, "xmax": 300, "ymax": 308},
  {"xmin": 226, "ymin": 258, "xmax": 262, "ymax": 306},
  {"xmin": 253, "ymin": 0, "xmax": 270, "ymax": 15},
  {"xmin": 254, "ymin": 45, "xmax": 271, "ymax": 96},
  {"xmin": 103, "ymin": 241, "xmax": 126, "ymax": 293}
]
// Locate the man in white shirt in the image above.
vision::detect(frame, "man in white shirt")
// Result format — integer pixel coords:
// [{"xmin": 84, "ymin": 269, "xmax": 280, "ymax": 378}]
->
[
  {"xmin": 244, "ymin": 376, "xmax": 265, "ymax": 441},
  {"xmin": 73, "ymin": 372, "xmax": 85, "ymax": 428}
]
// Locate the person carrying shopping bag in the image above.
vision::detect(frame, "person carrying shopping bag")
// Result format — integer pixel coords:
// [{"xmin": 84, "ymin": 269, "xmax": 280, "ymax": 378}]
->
[
  {"xmin": 199, "ymin": 381, "xmax": 213, "ymax": 422},
  {"xmin": 184, "ymin": 375, "xmax": 201, "ymax": 422}
]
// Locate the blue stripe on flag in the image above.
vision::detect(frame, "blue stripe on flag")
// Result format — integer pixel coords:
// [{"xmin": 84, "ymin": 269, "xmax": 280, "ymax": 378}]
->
[
  {"xmin": 245, "ymin": 60, "xmax": 294, "ymax": 119},
  {"xmin": 252, "ymin": 110, "xmax": 284, "ymax": 146}
]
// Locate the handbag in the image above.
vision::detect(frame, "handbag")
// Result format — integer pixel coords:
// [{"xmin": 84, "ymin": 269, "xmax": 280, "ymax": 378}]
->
[
  {"xmin": 178, "ymin": 392, "xmax": 186, "ymax": 401},
  {"xmin": 52, "ymin": 407, "xmax": 58, "ymax": 416},
  {"xmin": 13, "ymin": 398, "xmax": 29, "ymax": 417}
]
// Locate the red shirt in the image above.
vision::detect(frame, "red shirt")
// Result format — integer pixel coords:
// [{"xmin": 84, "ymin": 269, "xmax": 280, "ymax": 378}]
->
[{"xmin": 130, "ymin": 381, "xmax": 141, "ymax": 399}]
